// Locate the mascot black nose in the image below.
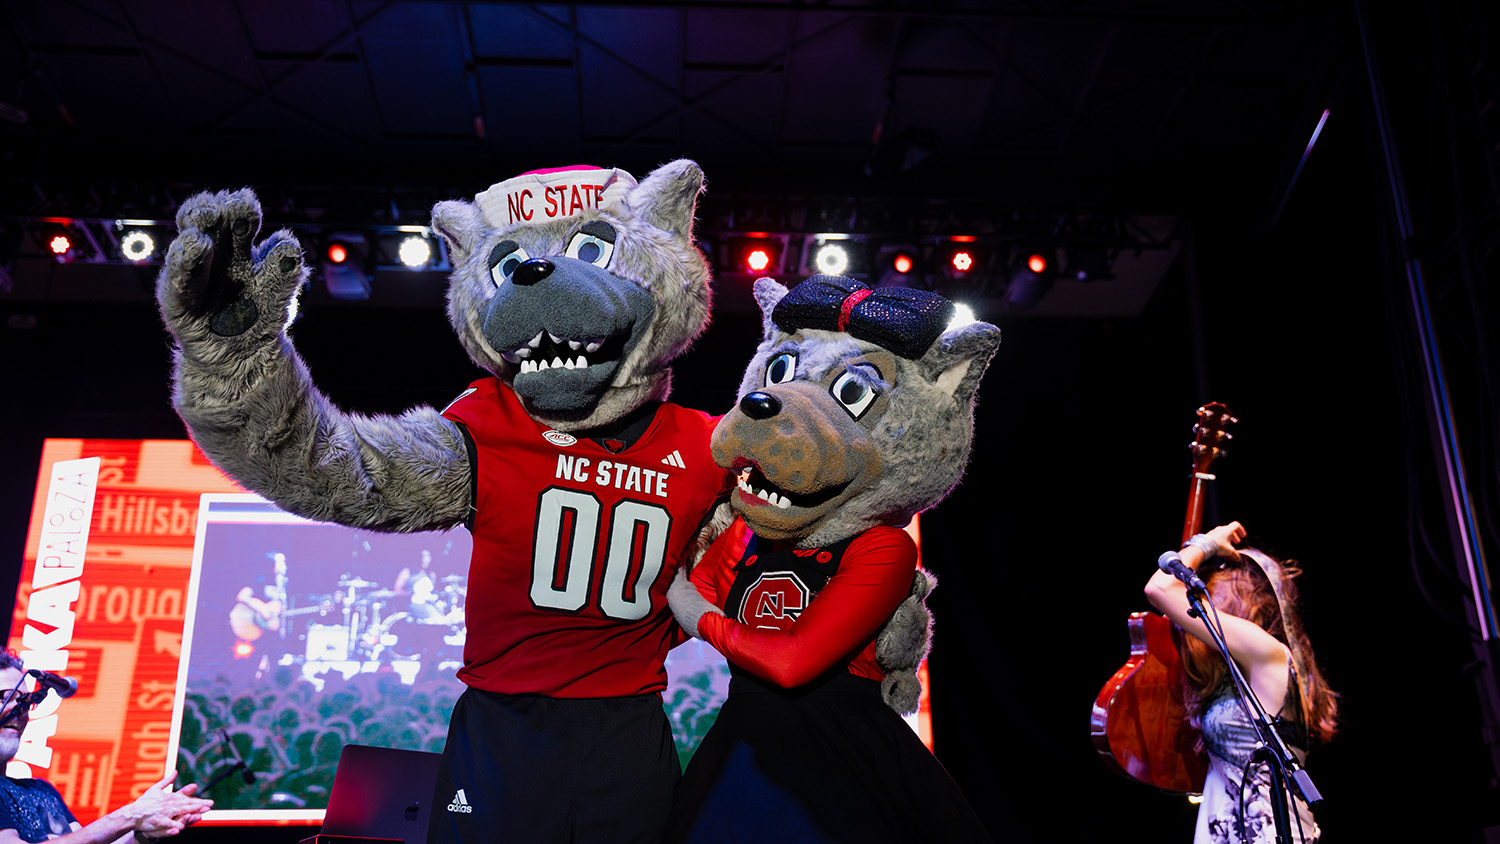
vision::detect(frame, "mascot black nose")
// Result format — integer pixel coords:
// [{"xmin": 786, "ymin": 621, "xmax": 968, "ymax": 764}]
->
[
  {"xmin": 512, "ymin": 257, "xmax": 554, "ymax": 286},
  {"xmin": 739, "ymin": 392, "xmax": 781, "ymax": 420}
]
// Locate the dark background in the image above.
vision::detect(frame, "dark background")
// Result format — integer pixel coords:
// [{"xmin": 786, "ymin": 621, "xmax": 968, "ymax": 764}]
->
[{"xmin": 3, "ymin": 2, "xmax": 1499, "ymax": 841}]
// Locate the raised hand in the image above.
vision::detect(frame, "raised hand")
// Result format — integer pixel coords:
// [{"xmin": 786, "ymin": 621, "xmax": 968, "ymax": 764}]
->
[{"xmin": 156, "ymin": 188, "xmax": 308, "ymax": 352}]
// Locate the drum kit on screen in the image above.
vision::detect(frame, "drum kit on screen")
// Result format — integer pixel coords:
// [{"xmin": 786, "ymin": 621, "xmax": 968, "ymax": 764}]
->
[{"xmin": 292, "ymin": 574, "xmax": 467, "ymax": 666}]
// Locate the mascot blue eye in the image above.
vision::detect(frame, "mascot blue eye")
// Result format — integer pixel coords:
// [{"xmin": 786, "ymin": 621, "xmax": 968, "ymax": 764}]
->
[
  {"xmin": 830, "ymin": 371, "xmax": 878, "ymax": 419},
  {"xmin": 565, "ymin": 232, "xmax": 615, "ymax": 268},
  {"xmin": 765, "ymin": 353, "xmax": 797, "ymax": 387},
  {"xmin": 489, "ymin": 242, "xmax": 530, "ymax": 288}
]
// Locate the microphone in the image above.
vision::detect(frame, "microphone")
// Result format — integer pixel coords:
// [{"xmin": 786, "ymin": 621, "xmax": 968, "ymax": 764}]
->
[
  {"xmin": 1158, "ymin": 552, "xmax": 1207, "ymax": 592},
  {"xmin": 26, "ymin": 670, "xmax": 78, "ymax": 700}
]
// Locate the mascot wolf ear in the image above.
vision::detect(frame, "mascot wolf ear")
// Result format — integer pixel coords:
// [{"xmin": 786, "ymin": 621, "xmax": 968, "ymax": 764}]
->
[
  {"xmin": 926, "ymin": 321, "xmax": 1002, "ymax": 407},
  {"xmin": 431, "ymin": 199, "xmax": 486, "ymax": 266},
  {"xmin": 627, "ymin": 160, "xmax": 706, "ymax": 236},
  {"xmin": 751, "ymin": 277, "xmax": 790, "ymax": 340}
]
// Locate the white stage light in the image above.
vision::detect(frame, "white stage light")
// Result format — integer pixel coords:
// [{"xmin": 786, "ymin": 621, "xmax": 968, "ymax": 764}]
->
[
  {"xmin": 947, "ymin": 303, "xmax": 978, "ymax": 331},
  {"xmin": 815, "ymin": 243, "xmax": 849, "ymax": 275},
  {"xmin": 121, "ymin": 231, "xmax": 155, "ymax": 262},
  {"xmin": 398, "ymin": 235, "xmax": 432, "ymax": 268}
]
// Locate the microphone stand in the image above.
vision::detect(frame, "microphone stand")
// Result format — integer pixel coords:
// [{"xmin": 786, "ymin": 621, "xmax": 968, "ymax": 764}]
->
[
  {"xmin": 1183, "ymin": 587, "xmax": 1323, "ymax": 844},
  {"xmin": 199, "ymin": 760, "xmax": 249, "ymax": 794},
  {"xmin": 199, "ymin": 729, "xmax": 257, "ymax": 795}
]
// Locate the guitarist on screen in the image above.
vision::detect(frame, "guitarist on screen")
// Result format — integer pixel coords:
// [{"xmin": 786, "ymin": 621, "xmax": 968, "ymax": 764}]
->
[{"xmin": 229, "ymin": 551, "xmax": 289, "ymax": 643}]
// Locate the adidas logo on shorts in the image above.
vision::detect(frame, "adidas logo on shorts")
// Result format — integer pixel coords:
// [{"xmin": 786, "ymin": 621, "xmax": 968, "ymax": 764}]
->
[{"xmin": 447, "ymin": 788, "xmax": 474, "ymax": 814}]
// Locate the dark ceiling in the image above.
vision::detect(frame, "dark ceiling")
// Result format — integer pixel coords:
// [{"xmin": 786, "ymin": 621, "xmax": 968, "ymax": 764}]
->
[{"xmin": 2, "ymin": 1, "xmax": 1343, "ymax": 208}]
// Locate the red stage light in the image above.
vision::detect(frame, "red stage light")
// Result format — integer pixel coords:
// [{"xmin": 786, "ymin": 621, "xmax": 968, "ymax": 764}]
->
[
  {"xmin": 233, "ymin": 641, "xmax": 255, "ymax": 659},
  {"xmin": 951, "ymin": 251, "xmax": 974, "ymax": 273},
  {"xmin": 48, "ymin": 234, "xmax": 72, "ymax": 255},
  {"xmin": 893, "ymin": 253, "xmax": 914, "ymax": 274},
  {"xmin": 327, "ymin": 243, "xmax": 349, "ymax": 264},
  {"xmin": 746, "ymin": 248, "xmax": 771, "ymax": 273},
  {"xmin": 1027, "ymin": 253, "xmax": 1048, "ymax": 274}
]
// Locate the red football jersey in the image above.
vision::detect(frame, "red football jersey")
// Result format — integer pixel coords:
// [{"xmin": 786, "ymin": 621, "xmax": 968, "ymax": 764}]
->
[{"xmin": 443, "ymin": 377, "xmax": 730, "ymax": 697}]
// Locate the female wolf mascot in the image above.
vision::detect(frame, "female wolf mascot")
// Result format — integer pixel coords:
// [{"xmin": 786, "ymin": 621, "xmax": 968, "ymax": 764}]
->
[{"xmin": 665, "ymin": 274, "xmax": 1001, "ymax": 843}]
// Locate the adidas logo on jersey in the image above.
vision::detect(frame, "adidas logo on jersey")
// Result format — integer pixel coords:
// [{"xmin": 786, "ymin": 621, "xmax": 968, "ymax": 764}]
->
[
  {"xmin": 447, "ymin": 788, "xmax": 474, "ymax": 814},
  {"xmin": 661, "ymin": 450, "xmax": 686, "ymax": 468}
]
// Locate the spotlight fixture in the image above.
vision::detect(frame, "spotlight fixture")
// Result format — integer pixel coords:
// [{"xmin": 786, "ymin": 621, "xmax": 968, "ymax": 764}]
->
[
  {"xmin": 398, "ymin": 235, "xmax": 432, "ymax": 268},
  {"xmin": 874, "ymin": 242, "xmax": 921, "ymax": 288},
  {"xmin": 322, "ymin": 232, "xmax": 371, "ymax": 301},
  {"xmin": 724, "ymin": 235, "xmax": 784, "ymax": 277},
  {"xmin": 815, "ymin": 243, "xmax": 849, "ymax": 275},
  {"xmin": 939, "ymin": 237, "xmax": 985, "ymax": 280},
  {"xmin": 48, "ymin": 234, "xmax": 73, "ymax": 257},
  {"xmin": 947, "ymin": 303, "xmax": 978, "ymax": 331},
  {"xmin": 746, "ymin": 247, "xmax": 772, "ymax": 273},
  {"xmin": 1004, "ymin": 245, "xmax": 1057, "ymax": 310},
  {"xmin": 120, "ymin": 231, "xmax": 155, "ymax": 262}
]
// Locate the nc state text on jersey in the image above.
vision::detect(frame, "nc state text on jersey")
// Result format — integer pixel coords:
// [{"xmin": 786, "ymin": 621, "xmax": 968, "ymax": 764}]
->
[{"xmin": 555, "ymin": 455, "xmax": 670, "ymax": 498}]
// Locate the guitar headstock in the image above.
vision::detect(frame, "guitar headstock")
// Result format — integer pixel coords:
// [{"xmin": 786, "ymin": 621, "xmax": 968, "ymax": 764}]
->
[{"xmin": 1189, "ymin": 401, "xmax": 1236, "ymax": 475}]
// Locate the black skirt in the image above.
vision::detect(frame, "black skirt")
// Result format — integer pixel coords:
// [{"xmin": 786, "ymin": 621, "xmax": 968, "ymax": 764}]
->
[{"xmin": 664, "ymin": 670, "xmax": 994, "ymax": 844}]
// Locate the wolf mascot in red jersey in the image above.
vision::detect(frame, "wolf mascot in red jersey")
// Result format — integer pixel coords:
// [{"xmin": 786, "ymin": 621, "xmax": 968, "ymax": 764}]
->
[
  {"xmin": 155, "ymin": 163, "xmax": 734, "ymax": 843},
  {"xmin": 665, "ymin": 274, "xmax": 1001, "ymax": 843}
]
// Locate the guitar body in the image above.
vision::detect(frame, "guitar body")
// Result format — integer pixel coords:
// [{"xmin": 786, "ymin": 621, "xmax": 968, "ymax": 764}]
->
[
  {"xmin": 1090, "ymin": 612, "xmax": 1207, "ymax": 792},
  {"xmin": 229, "ymin": 602, "xmax": 269, "ymax": 642},
  {"xmin": 1091, "ymin": 402, "xmax": 1235, "ymax": 795}
]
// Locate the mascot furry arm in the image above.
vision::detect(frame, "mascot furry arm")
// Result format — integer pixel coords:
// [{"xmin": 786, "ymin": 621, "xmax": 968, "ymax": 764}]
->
[
  {"xmin": 154, "ymin": 162, "xmax": 713, "ymax": 535},
  {"xmin": 670, "ymin": 275, "xmax": 1001, "ymax": 713}
]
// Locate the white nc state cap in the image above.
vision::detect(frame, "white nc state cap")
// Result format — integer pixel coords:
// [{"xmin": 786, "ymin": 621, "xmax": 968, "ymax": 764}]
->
[{"xmin": 474, "ymin": 165, "xmax": 638, "ymax": 229}]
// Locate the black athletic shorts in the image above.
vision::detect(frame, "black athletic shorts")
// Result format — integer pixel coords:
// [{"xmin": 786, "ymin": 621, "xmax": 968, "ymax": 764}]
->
[{"xmin": 426, "ymin": 687, "xmax": 680, "ymax": 844}]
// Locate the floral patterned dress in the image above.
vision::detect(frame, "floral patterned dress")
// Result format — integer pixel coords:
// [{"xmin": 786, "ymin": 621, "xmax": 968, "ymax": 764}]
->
[{"xmin": 1195, "ymin": 662, "xmax": 1320, "ymax": 844}]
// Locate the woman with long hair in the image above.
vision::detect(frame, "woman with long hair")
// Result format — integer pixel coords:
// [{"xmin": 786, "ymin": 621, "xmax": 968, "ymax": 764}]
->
[{"xmin": 1144, "ymin": 521, "xmax": 1339, "ymax": 844}]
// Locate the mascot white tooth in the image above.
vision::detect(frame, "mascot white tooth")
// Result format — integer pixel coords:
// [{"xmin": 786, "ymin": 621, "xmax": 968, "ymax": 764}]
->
[
  {"xmin": 664, "ymin": 274, "xmax": 1001, "ymax": 844},
  {"xmin": 155, "ymin": 162, "xmax": 735, "ymax": 843}
]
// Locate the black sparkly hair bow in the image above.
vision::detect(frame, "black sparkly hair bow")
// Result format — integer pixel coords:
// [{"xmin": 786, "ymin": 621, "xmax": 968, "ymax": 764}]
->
[{"xmin": 771, "ymin": 274, "xmax": 956, "ymax": 359}]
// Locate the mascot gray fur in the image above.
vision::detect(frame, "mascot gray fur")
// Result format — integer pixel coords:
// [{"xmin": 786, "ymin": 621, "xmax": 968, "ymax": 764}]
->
[
  {"xmin": 155, "ymin": 162, "xmax": 714, "ymax": 531},
  {"xmin": 670, "ymin": 274, "xmax": 1002, "ymax": 714}
]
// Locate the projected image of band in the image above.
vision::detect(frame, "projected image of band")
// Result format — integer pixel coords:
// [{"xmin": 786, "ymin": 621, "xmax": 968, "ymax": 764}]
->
[{"xmin": 169, "ymin": 494, "xmax": 472, "ymax": 821}]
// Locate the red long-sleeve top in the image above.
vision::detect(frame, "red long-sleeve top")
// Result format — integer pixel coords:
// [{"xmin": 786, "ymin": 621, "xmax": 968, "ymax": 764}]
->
[{"xmin": 690, "ymin": 518, "xmax": 917, "ymax": 688}]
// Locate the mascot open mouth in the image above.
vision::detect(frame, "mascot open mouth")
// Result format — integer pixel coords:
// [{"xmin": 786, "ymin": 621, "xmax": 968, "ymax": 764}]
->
[
  {"xmin": 735, "ymin": 465, "xmax": 848, "ymax": 511},
  {"xmin": 500, "ymin": 330, "xmax": 626, "ymax": 373}
]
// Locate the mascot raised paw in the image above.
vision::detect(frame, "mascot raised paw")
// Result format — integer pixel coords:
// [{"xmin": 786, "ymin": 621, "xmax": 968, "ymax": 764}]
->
[
  {"xmin": 156, "ymin": 163, "xmax": 734, "ymax": 844},
  {"xmin": 663, "ymin": 274, "xmax": 1001, "ymax": 844}
]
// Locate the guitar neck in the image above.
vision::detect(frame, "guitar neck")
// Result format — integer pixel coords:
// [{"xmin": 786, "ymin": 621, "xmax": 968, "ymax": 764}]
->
[{"xmin": 1181, "ymin": 471, "xmax": 1214, "ymax": 545}]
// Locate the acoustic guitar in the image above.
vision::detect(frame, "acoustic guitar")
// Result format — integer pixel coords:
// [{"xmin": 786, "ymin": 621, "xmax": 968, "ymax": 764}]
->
[{"xmin": 1089, "ymin": 402, "xmax": 1236, "ymax": 793}]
